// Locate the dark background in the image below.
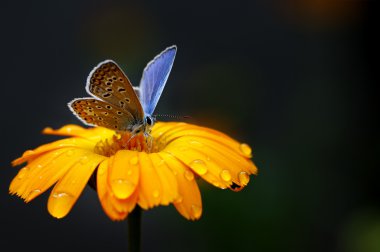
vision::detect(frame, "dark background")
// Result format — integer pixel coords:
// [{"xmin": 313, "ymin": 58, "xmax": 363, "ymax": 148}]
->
[{"xmin": 0, "ymin": 1, "xmax": 378, "ymax": 251}]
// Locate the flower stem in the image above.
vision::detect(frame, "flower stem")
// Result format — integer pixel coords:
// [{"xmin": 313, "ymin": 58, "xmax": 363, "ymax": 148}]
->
[{"xmin": 128, "ymin": 206, "xmax": 142, "ymax": 252}]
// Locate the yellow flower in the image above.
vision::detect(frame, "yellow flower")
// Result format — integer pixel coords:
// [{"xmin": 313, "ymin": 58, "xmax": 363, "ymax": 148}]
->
[{"xmin": 9, "ymin": 122, "xmax": 257, "ymax": 221}]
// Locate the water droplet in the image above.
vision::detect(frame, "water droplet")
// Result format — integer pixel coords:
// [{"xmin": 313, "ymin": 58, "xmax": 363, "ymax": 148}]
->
[
  {"xmin": 127, "ymin": 169, "xmax": 133, "ymax": 176},
  {"xmin": 184, "ymin": 170, "xmax": 194, "ymax": 181},
  {"xmin": 152, "ymin": 190, "xmax": 160, "ymax": 198},
  {"xmin": 220, "ymin": 169, "xmax": 232, "ymax": 182},
  {"xmin": 191, "ymin": 204, "xmax": 202, "ymax": 219},
  {"xmin": 238, "ymin": 171, "xmax": 250, "ymax": 186},
  {"xmin": 189, "ymin": 140, "xmax": 203, "ymax": 147},
  {"xmin": 52, "ymin": 192, "xmax": 70, "ymax": 199},
  {"xmin": 37, "ymin": 164, "xmax": 43, "ymax": 168},
  {"xmin": 38, "ymin": 175, "xmax": 43, "ymax": 180},
  {"xmin": 49, "ymin": 192, "xmax": 74, "ymax": 218},
  {"xmin": 174, "ymin": 196, "xmax": 183, "ymax": 203},
  {"xmin": 66, "ymin": 149, "xmax": 74, "ymax": 156},
  {"xmin": 111, "ymin": 179, "xmax": 135, "ymax": 198},
  {"xmin": 80, "ymin": 156, "xmax": 89, "ymax": 164},
  {"xmin": 130, "ymin": 156, "xmax": 139, "ymax": 165},
  {"xmin": 17, "ymin": 168, "xmax": 28, "ymax": 180},
  {"xmin": 26, "ymin": 189, "xmax": 41, "ymax": 201},
  {"xmin": 189, "ymin": 159, "xmax": 207, "ymax": 175},
  {"xmin": 240, "ymin": 143, "xmax": 252, "ymax": 156}
]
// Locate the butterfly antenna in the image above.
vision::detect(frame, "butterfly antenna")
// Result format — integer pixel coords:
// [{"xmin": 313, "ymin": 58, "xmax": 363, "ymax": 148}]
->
[{"xmin": 154, "ymin": 114, "xmax": 192, "ymax": 121}]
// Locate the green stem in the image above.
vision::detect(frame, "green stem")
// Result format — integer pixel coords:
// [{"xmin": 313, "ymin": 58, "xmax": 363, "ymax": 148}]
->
[{"xmin": 128, "ymin": 206, "xmax": 142, "ymax": 252}]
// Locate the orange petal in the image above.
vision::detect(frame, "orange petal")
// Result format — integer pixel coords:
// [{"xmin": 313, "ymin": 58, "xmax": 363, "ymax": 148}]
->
[
  {"xmin": 10, "ymin": 148, "xmax": 69, "ymax": 198},
  {"xmin": 163, "ymin": 146, "xmax": 229, "ymax": 189},
  {"xmin": 149, "ymin": 153, "xmax": 178, "ymax": 205},
  {"xmin": 22, "ymin": 148, "xmax": 94, "ymax": 202},
  {"xmin": 159, "ymin": 152, "xmax": 202, "ymax": 220},
  {"xmin": 166, "ymin": 136, "xmax": 257, "ymax": 190},
  {"xmin": 12, "ymin": 138, "xmax": 96, "ymax": 166},
  {"xmin": 109, "ymin": 188, "xmax": 138, "ymax": 214},
  {"xmin": 137, "ymin": 152, "xmax": 162, "ymax": 209},
  {"xmin": 43, "ymin": 125, "xmax": 115, "ymax": 141},
  {"xmin": 47, "ymin": 152, "xmax": 105, "ymax": 218},
  {"xmin": 108, "ymin": 150, "xmax": 139, "ymax": 199},
  {"xmin": 97, "ymin": 159, "xmax": 128, "ymax": 221},
  {"xmin": 154, "ymin": 122, "xmax": 252, "ymax": 158}
]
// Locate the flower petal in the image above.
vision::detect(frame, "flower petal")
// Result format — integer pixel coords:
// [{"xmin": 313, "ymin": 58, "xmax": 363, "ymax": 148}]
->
[
  {"xmin": 21, "ymin": 148, "xmax": 94, "ymax": 202},
  {"xmin": 166, "ymin": 136, "xmax": 257, "ymax": 190},
  {"xmin": 164, "ymin": 146, "xmax": 229, "ymax": 189},
  {"xmin": 149, "ymin": 153, "xmax": 178, "ymax": 205},
  {"xmin": 12, "ymin": 138, "xmax": 96, "ymax": 166},
  {"xmin": 47, "ymin": 152, "xmax": 105, "ymax": 218},
  {"xmin": 10, "ymin": 148, "xmax": 69, "ymax": 198},
  {"xmin": 43, "ymin": 125, "xmax": 115, "ymax": 141},
  {"xmin": 109, "ymin": 189, "xmax": 138, "ymax": 215},
  {"xmin": 159, "ymin": 152, "xmax": 202, "ymax": 220},
  {"xmin": 154, "ymin": 122, "xmax": 252, "ymax": 158},
  {"xmin": 108, "ymin": 150, "xmax": 139, "ymax": 199},
  {"xmin": 137, "ymin": 152, "xmax": 162, "ymax": 209},
  {"xmin": 97, "ymin": 159, "xmax": 129, "ymax": 221}
]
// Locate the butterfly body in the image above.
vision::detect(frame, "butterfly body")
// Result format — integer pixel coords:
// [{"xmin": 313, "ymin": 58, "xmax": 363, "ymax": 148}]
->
[{"xmin": 69, "ymin": 46, "xmax": 177, "ymax": 137}]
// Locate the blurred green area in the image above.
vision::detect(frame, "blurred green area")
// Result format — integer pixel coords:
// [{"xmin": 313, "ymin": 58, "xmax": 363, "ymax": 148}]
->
[{"xmin": 0, "ymin": 0, "xmax": 377, "ymax": 252}]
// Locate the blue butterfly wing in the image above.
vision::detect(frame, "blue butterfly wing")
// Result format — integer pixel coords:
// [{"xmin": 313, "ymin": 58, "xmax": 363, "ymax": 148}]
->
[{"xmin": 139, "ymin": 45, "xmax": 177, "ymax": 116}]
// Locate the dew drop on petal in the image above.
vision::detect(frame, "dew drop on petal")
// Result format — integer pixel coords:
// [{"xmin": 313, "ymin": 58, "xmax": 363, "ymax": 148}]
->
[
  {"xmin": 17, "ymin": 168, "xmax": 28, "ymax": 180},
  {"xmin": 240, "ymin": 143, "xmax": 252, "ymax": 156},
  {"xmin": 184, "ymin": 170, "xmax": 195, "ymax": 181},
  {"xmin": 111, "ymin": 179, "xmax": 135, "ymax": 198},
  {"xmin": 37, "ymin": 164, "xmax": 43, "ymax": 168},
  {"xmin": 189, "ymin": 159, "xmax": 207, "ymax": 175},
  {"xmin": 191, "ymin": 204, "xmax": 202, "ymax": 219},
  {"xmin": 80, "ymin": 156, "xmax": 89, "ymax": 164},
  {"xmin": 130, "ymin": 156, "xmax": 139, "ymax": 165},
  {"xmin": 127, "ymin": 169, "xmax": 133, "ymax": 176},
  {"xmin": 50, "ymin": 192, "xmax": 74, "ymax": 217},
  {"xmin": 220, "ymin": 169, "xmax": 232, "ymax": 182},
  {"xmin": 238, "ymin": 171, "xmax": 250, "ymax": 186},
  {"xmin": 27, "ymin": 189, "xmax": 41, "ymax": 201},
  {"xmin": 52, "ymin": 192, "xmax": 72, "ymax": 199},
  {"xmin": 189, "ymin": 140, "xmax": 203, "ymax": 147},
  {"xmin": 174, "ymin": 196, "xmax": 183, "ymax": 203},
  {"xmin": 152, "ymin": 190, "xmax": 160, "ymax": 198}
]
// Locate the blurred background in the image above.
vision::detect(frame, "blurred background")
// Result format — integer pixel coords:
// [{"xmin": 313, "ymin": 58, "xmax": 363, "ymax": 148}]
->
[{"xmin": 0, "ymin": 0, "xmax": 378, "ymax": 251}]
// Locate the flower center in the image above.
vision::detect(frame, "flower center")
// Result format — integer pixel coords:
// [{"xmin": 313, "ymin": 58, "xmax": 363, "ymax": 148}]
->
[{"xmin": 94, "ymin": 131, "xmax": 165, "ymax": 157}]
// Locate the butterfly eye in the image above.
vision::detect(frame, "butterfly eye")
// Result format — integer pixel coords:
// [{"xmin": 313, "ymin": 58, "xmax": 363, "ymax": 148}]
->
[{"xmin": 146, "ymin": 116, "xmax": 153, "ymax": 125}]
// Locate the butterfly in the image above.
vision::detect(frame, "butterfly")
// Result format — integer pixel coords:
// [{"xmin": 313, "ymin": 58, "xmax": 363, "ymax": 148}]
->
[{"xmin": 68, "ymin": 45, "xmax": 177, "ymax": 137}]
